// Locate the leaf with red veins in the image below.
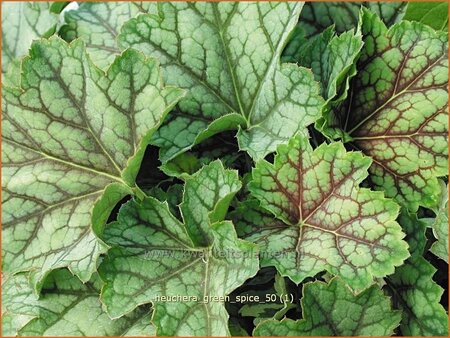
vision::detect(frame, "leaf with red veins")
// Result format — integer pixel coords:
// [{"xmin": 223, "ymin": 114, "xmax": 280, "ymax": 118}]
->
[
  {"xmin": 246, "ymin": 135, "xmax": 409, "ymax": 291},
  {"xmin": 325, "ymin": 9, "xmax": 448, "ymax": 211}
]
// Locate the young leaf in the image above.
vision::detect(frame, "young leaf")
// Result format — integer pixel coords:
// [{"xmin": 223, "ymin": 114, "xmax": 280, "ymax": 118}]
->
[
  {"xmin": 297, "ymin": 1, "xmax": 406, "ymax": 39},
  {"xmin": 404, "ymin": 1, "xmax": 448, "ymax": 31},
  {"xmin": 60, "ymin": 2, "xmax": 155, "ymax": 69},
  {"xmin": 1, "ymin": 2, "xmax": 59, "ymax": 73},
  {"xmin": 324, "ymin": 10, "xmax": 448, "ymax": 211},
  {"xmin": 386, "ymin": 212, "xmax": 448, "ymax": 336},
  {"xmin": 426, "ymin": 180, "xmax": 449, "ymax": 262},
  {"xmin": 246, "ymin": 135, "xmax": 409, "ymax": 291},
  {"xmin": 118, "ymin": 2, "xmax": 324, "ymax": 161},
  {"xmin": 160, "ymin": 153, "xmax": 202, "ymax": 179},
  {"xmin": 254, "ymin": 277, "xmax": 401, "ymax": 336},
  {"xmin": 2, "ymin": 270, "xmax": 155, "ymax": 336},
  {"xmin": 99, "ymin": 161, "xmax": 259, "ymax": 335},
  {"xmin": 180, "ymin": 161, "xmax": 242, "ymax": 246},
  {"xmin": 2, "ymin": 37, "xmax": 185, "ymax": 288},
  {"xmin": 283, "ymin": 26, "xmax": 363, "ymax": 114},
  {"xmin": 160, "ymin": 131, "xmax": 247, "ymax": 179},
  {"xmin": 145, "ymin": 184, "xmax": 184, "ymax": 219}
]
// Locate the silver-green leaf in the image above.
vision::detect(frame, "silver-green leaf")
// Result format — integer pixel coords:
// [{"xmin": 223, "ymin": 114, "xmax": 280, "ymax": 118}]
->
[
  {"xmin": 118, "ymin": 2, "xmax": 324, "ymax": 161},
  {"xmin": 2, "ymin": 2, "xmax": 59, "ymax": 74},
  {"xmin": 99, "ymin": 161, "xmax": 259, "ymax": 336},
  {"xmin": 2, "ymin": 37, "xmax": 185, "ymax": 288}
]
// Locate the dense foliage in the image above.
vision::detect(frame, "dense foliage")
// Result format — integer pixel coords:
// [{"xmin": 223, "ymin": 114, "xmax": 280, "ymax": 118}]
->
[{"xmin": 1, "ymin": 1, "xmax": 448, "ymax": 336}]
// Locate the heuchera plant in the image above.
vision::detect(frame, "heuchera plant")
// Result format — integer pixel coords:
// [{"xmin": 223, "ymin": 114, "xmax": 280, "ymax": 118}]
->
[{"xmin": 1, "ymin": 1, "xmax": 448, "ymax": 337}]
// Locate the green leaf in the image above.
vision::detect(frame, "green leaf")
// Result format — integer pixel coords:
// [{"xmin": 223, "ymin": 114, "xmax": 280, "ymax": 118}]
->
[
  {"xmin": 284, "ymin": 27, "xmax": 363, "ymax": 102},
  {"xmin": 239, "ymin": 273, "xmax": 295, "ymax": 326},
  {"xmin": 180, "ymin": 160, "xmax": 243, "ymax": 246},
  {"xmin": 2, "ymin": 37, "xmax": 185, "ymax": 287},
  {"xmin": 2, "ymin": 58, "xmax": 22, "ymax": 88},
  {"xmin": 145, "ymin": 184, "xmax": 184, "ymax": 219},
  {"xmin": 297, "ymin": 1, "xmax": 406, "ymax": 39},
  {"xmin": 49, "ymin": 2, "xmax": 69, "ymax": 14},
  {"xmin": 226, "ymin": 267, "xmax": 286, "ymax": 334},
  {"xmin": 1, "ymin": 2, "xmax": 60, "ymax": 73},
  {"xmin": 60, "ymin": 2, "xmax": 155, "ymax": 69},
  {"xmin": 246, "ymin": 135, "xmax": 409, "ymax": 291},
  {"xmin": 230, "ymin": 198, "xmax": 285, "ymax": 241},
  {"xmin": 254, "ymin": 277, "xmax": 401, "ymax": 336},
  {"xmin": 426, "ymin": 180, "xmax": 449, "ymax": 262},
  {"xmin": 404, "ymin": 2, "xmax": 448, "ymax": 31},
  {"xmin": 228, "ymin": 319, "xmax": 249, "ymax": 337},
  {"xmin": 2, "ymin": 273, "xmax": 39, "ymax": 336},
  {"xmin": 161, "ymin": 131, "xmax": 249, "ymax": 179},
  {"xmin": 99, "ymin": 161, "xmax": 259, "ymax": 335},
  {"xmin": 240, "ymin": 302, "xmax": 285, "ymax": 325},
  {"xmin": 2, "ymin": 270, "xmax": 155, "ymax": 336},
  {"xmin": 118, "ymin": 2, "xmax": 324, "ymax": 161},
  {"xmin": 364, "ymin": 2, "xmax": 408, "ymax": 26},
  {"xmin": 160, "ymin": 153, "xmax": 202, "ymax": 179},
  {"xmin": 283, "ymin": 26, "xmax": 363, "ymax": 132},
  {"xmin": 324, "ymin": 10, "xmax": 449, "ymax": 211},
  {"xmin": 386, "ymin": 212, "xmax": 448, "ymax": 336}
]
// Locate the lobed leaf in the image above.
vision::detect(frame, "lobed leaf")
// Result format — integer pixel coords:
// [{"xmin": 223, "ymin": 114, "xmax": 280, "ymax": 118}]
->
[
  {"xmin": 1, "ymin": 270, "xmax": 155, "ymax": 336},
  {"xmin": 60, "ymin": 2, "xmax": 156, "ymax": 69},
  {"xmin": 118, "ymin": 2, "xmax": 324, "ymax": 161},
  {"xmin": 297, "ymin": 1, "xmax": 406, "ymax": 39},
  {"xmin": 1, "ymin": 37, "xmax": 185, "ymax": 288},
  {"xmin": 254, "ymin": 277, "xmax": 401, "ymax": 336},
  {"xmin": 98, "ymin": 161, "xmax": 259, "ymax": 336},
  {"xmin": 424, "ymin": 180, "xmax": 449, "ymax": 262},
  {"xmin": 180, "ymin": 160, "xmax": 242, "ymax": 246},
  {"xmin": 1, "ymin": 2, "xmax": 59, "ymax": 74},
  {"xmin": 283, "ymin": 26, "xmax": 363, "ymax": 128},
  {"xmin": 386, "ymin": 212, "xmax": 448, "ymax": 336},
  {"xmin": 284, "ymin": 27, "xmax": 363, "ymax": 102},
  {"xmin": 245, "ymin": 135, "xmax": 409, "ymax": 291},
  {"xmin": 324, "ymin": 10, "xmax": 449, "ymax": 211}
]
